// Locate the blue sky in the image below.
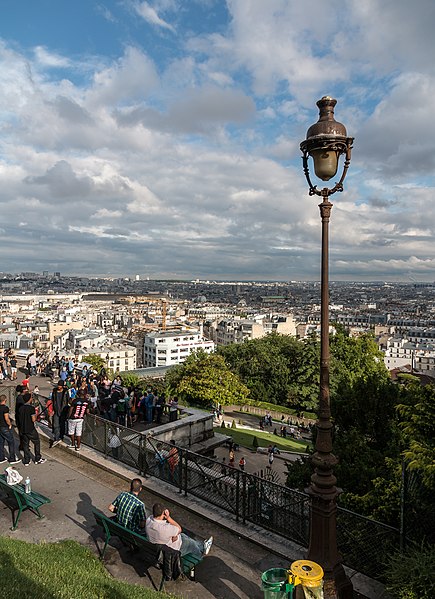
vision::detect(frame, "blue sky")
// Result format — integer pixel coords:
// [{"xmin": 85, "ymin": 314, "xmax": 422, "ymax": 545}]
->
[{"xmin": 1, "ymin": 0, "xmax": 435, "ymax": 281}]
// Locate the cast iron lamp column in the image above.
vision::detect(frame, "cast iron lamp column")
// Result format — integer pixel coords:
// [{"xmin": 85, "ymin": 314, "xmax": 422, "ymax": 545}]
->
[{"xmin": 300, "ymin": 97, "xmax": 354, "ymax": 599}]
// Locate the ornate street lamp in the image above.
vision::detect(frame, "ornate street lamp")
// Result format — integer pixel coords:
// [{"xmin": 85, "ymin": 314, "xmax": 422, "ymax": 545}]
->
[{"xmin": 300, "ymin": 97, "xmax": 354, "ymax": 599}]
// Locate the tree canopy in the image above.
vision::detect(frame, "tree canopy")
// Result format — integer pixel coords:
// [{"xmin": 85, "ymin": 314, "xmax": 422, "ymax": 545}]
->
[
  {"xmin": 165, "ymin": 349, "xmax": 249, "ymax": 407},
  {"xmin": 81, "ymin": 354, "xmax": 106, "ymax": 372},
  {"xmin": 396, "ymin": 381, "xmax": 435, "ymax": 489},
  {"xmin": 218, "ymin": 332, "xmax": 319, "ymax": 409}
]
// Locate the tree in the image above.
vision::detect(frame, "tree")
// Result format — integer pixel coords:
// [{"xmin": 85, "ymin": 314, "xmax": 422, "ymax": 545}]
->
[
  {"xmin": 120, "ymin": 373, "xmax": 166, "ymax": 396},
  {"xmin": 165, "ymin": 350, "xmax": 249, "ymax": 407},
  {"xmin": 286, "ymin": 333, "xmax": 403, "ymax": 522},
  {"xmin": 396, "ymin": 382, "xmax": 435, "ymax": 489},
  {"xmin": 219, "ymin": 333, "xmax": 318, "ymax": 409},
  {"xmin": 81, "ymin": 354, "xmax": 106, "ymax": 372}
]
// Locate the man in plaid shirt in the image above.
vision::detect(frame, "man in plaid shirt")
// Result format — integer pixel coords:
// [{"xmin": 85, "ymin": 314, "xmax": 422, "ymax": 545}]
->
[{"xmin": 108, "ymin": 478, "xmax": 146, "ymax": 533}]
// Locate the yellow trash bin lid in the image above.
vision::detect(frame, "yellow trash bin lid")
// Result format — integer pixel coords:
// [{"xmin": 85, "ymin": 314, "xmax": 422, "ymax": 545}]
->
[{"xmin": 290, "ymin": 560, "xmax": 324, "ymax": 588}]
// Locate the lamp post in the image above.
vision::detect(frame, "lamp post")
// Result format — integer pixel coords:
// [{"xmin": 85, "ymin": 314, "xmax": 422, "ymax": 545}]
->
[{"xmin": 300, "ymin": 96, "xmax": 354, "ymax": 599}]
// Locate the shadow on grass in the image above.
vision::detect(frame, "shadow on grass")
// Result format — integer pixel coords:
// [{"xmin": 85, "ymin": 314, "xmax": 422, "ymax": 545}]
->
[{"xmin": 0, "ymin": 551, "xmax": 57, "ymax": 599}]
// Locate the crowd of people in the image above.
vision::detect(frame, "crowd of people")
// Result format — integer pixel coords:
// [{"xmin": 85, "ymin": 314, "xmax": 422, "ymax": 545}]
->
[
  {"xmin": 0, "ymin": 353, "xmax": 180, "ymax": 462},
  {"xmin": 20, "ymin": 360, "xmax": 179, "ymax": 436}
]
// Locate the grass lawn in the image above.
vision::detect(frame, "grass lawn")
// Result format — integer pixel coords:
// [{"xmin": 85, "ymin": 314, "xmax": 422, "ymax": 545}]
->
[
  {"xmin": 0, "ymin": 536, "xmax": 178, "ymax": 599},
  {"xmin": 221, "ymin": 426, "xmax": 310, "ymax": 453},
  {"xmin": 237, "ymin": 402, "xmax": 317, "ymax": 420}
]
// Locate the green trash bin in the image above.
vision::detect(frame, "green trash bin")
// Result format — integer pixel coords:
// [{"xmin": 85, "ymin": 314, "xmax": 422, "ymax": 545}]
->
[{"xmin": 261, "ymin": 568, "xmax": 293, "ymax": 599}]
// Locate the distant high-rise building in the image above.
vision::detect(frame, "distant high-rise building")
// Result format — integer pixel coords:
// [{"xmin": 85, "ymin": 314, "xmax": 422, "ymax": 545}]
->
[
  {"xmin": 135, "ymin": 274, "xmax": 140, "ymax": 281},
  {"xmin": 42, "ymin": 271, "xmax": 49, "ymax": 277},
  {"xmin": 54, "ymin": 272, "xmax": 61, "ymax": 278}
]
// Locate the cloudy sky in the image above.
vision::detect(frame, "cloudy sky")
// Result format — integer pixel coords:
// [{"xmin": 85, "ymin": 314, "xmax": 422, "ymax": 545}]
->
[{"xmin": 1, "ymin": 0, "xmax": 434, "ymax": 281}]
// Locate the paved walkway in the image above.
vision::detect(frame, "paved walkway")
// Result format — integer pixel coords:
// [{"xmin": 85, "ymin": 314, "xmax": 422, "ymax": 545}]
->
[{"xmin": 0, "ymin": 437, "xmax": 269, "ymax": 598}]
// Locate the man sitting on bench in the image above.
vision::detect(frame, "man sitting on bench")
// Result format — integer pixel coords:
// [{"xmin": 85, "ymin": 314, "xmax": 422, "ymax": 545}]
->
[
  {"xmin": 108, "ymin": 478, "xmax": 146, "ymax": 534},
  {"xmin": 146, "ymin": 502, "xmax": 213, "ymax": 558}
]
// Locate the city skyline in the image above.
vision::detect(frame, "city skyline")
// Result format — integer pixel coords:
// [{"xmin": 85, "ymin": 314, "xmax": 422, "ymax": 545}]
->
[{"xmin": 1, "ymin": 1, "xmax": 435, "ymax": 281}]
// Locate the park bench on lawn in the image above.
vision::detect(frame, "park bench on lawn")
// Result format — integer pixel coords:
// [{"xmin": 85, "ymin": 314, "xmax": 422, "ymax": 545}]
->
[
  {"xmin": 0, "ymin": 473, "xmax": 51, "ymax": 530},
  {"xmin": 92, "ymin": 509, "xmax": 204, "ymax": 591}
]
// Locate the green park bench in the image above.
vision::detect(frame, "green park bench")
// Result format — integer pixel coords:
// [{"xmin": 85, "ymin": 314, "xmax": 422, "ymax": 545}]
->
[
  {"xmin": 0, "ymin": 473, "xmax": 51, "ymax": 530},
  {"xmin": 92, "ymin": 509, "xmax": 204, "ymax": 591}
]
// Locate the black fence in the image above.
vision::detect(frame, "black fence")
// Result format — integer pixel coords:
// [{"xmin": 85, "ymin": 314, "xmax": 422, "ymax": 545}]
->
[
  {"xmin": 2, "ymin": 390, "xmax": 406, "ymax": 581},
  {"xmin": 81, "ymin": 415, "xmax": 402, "ymax": 580}
]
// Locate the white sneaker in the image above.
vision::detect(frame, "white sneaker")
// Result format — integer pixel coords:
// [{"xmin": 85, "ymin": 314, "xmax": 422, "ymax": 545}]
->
[{"xmin": 203, "ymin": 536, "xmax": 213, "ymax": 556}]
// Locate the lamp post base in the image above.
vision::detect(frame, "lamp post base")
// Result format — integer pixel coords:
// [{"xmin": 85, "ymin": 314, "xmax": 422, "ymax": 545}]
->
[
  {"xmin": 323, "ymin": 565, "xmax": 354, "ymax": 599},
  {"xmin": 293, "ymin": 569, "xmax": 353, "ymax": 599}
]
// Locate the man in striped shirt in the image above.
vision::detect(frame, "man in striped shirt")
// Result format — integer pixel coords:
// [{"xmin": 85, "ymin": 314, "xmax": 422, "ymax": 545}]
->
[
  {"xmin": 108, "ymin": 478, "xmax": 146, "ymax": 533},
  {"xmin": 67, "ymin": 390, "xmax": 89, "ymax": 451}
]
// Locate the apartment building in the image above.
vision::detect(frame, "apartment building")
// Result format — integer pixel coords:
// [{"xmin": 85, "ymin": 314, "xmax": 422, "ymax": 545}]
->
[
  {"xmin": 81, "ymin": 344, "xmax": 137, "ymax": 372},
  {"xmin": 211, "ymin": 314, "xmax": 297, "ymax": 346},
  {"xmin": 383, "ymin": 336, "xmax": 435, "ymax": 375},
  {"xmin": 143, "ymin": 330, "xmax": 215, "ymax": 367}
]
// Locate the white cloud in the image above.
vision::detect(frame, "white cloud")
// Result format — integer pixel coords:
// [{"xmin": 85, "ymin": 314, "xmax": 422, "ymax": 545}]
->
[
  {"xmin": 33, "ymin": 46, "xmax": 72, "ymax": 68},
  {"xmin": 87, "ymin": 46, "xmax": 159, "ymax": 108},
  {"xmin": 134, "ymin": 1, "xmax": 175, "ymax": 32},
  {"xmin": 0, "ymin": 1, "xmax": 435, "ymax": 280}
]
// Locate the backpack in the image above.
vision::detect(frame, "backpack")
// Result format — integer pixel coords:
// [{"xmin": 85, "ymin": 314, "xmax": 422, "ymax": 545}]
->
[{"xmin": 116, "ymin": 397, "xmax": 127, "ymax": 413}]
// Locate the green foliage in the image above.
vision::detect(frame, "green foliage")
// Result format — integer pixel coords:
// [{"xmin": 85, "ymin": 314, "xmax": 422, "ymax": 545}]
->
[
  {"xmin": 330, "ymin": 331, "xmax": 389, "ymax": 391},
  {"xmin": 396, "ymin": 382, "xmax": 435, "ymax": 489},
  {"xmin": 0, "ymin": 536, "xmax": 176, "ymax": 599},
  {"xmin": 121, "ymin": 374, "xmax": 166, "ymax": 396},
  {"xmin": 286, "ymin": 455, "xmax": 312, "ymax": 490},
  {"xmin": 164, "ymin": 349, "xmax": 249, "ymax": 407},
  {"xmin": 252, "ymin": 436, "xmax": 258, "ymax": 449},
  {"xmin": 231, "ymin": 419, "xmax": 237, "ymax": 429},
  {"xmin": 219, "ymin": 331, "xmax": 389, "ymax": 413},
  {"xmin": 82, "ymin": 354, "xmax": 106, "ymax": 372},
  {"xmin": 219, "ymin": 333, "xmax": 317, "ymax": 408},
  {"xmin": 396, "ymin": 373, "xmax": 420, "ymax": 384},
  {"xmin": 285, "ymin": 334, "xmax": 404, "ymax": 524},
  {"xmin": 121, "ymin": 373, "xmax": 143, "ymax": 389},
  {"xmin": 385, "ymin": 544, "xmax": 435, "ymax": 599},
  {"xmin": 340, "ymin": 458, "xmax": 402, "ymax": 525}
]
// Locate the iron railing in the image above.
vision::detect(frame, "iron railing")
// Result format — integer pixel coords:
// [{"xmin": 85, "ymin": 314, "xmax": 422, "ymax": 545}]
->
[
  {"xmin": 3, "ymin": 393, "xmax": 405, "ymax": 582},
  {"xmin": 80, "ymin": 415, "xmax": 403, "ymax": 580}
]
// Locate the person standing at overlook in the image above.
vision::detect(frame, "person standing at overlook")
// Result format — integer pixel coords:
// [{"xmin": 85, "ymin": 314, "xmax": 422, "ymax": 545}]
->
[{"xmin": 49, "ymin": 380, "xmax": 70, "ymax": 447}]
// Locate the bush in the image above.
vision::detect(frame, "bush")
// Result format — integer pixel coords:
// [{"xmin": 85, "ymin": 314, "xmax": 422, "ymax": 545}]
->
[
  {"xmin": 252, "ymin": 436, "xmax": 258, "ymax": 449},
  {"xmin": 385, "ymin": 544, "xmax": 435, "ymax": 599},
  {"xmin": 231, "ymin": 419, "xmax": 237, "ymax": 429},
  {"xmin": 221, "ymin": 421, "xmax": 226, "ymax": 428}
]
